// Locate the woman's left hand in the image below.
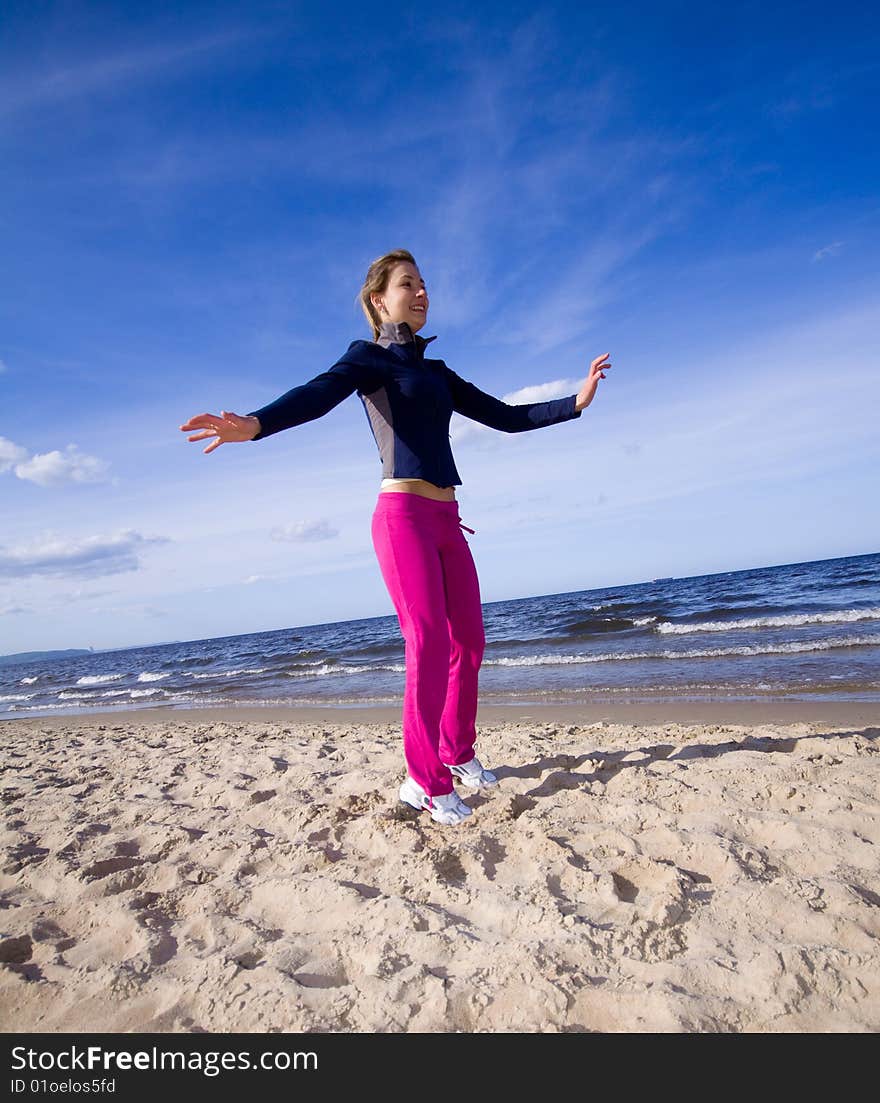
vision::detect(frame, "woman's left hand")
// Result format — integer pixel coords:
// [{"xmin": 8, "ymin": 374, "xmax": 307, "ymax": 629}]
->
[{"xmin": 575, "ymin": 352, "xmax": 611, "ymax": 412}]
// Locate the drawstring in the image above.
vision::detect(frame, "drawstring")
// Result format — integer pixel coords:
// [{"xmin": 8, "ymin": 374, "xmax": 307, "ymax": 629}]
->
[{"xmin": 459, "ymin": 521, "xmax": 476, "ymax": 534}]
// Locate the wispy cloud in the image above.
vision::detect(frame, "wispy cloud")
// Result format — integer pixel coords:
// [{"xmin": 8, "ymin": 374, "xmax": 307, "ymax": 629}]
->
[
  {"xmin": 0, "ymin": 30, "xmax": 254, "ymax": 120},
  {"xmin": 477, "ymin": 221, "xmax": 671, "ymax": 355},
  {"xmin": 813, "ymin": 241, "xmax": 844, "ymax": 262},
  {"xmin": 0, "ymin": 531, "xmax": 169, "ymax": 580},
  {"xmin": 270, "ymin": 520, "xmax": 340, "ymax": 543},
  {"xmin": 0, "ymin": 358, "xmax": 7, "ymax": 374},
  {"xmin": 405, "ymin": 25, "xmax": 694, "ymax": 349}
]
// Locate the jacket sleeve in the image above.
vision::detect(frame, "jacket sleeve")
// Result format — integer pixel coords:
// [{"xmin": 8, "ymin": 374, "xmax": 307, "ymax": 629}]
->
[
  {"xmin": 442, "ymin": 364, "xmax": 582, "ymax": 433},
  {"xmin": 247, "ymin": 349, "xmax": 383, "ymax": 441}
]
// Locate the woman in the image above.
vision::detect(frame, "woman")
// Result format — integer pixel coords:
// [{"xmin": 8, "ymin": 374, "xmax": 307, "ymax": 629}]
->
[{"xmin": 180, "ymin": 249, "xmax": 610, "ymax": 826}]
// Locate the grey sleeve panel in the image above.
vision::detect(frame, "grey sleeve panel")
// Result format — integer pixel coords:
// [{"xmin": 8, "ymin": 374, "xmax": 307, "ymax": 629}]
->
[{"xmin": 361, "ymin": 388, "xmax": 396, "ymax": 477}]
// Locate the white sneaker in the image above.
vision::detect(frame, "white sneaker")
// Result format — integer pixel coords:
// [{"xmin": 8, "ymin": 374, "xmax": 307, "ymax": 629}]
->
[
  {"xmin": 444, "ymin": 755, "xmax": 498, "ymax": 789},
  {"xmin": 399, "ymin": 777, "xmax": 473, "ymax": 825}
]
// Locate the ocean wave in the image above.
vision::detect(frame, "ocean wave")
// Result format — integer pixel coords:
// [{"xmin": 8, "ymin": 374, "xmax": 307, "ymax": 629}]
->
[
  {"xmin": 186, "ymin": 667, "xmax": 267, "ymax": 680},
  {"xmin": 482, "ymin": 633, "xmax": 880, "ymax": 666},
  {"xmin": 130, "ymin": 688, "xmax": 162, "ymax": 698},
  {"xmin": 19, "ymin": 676, "xmax": 38, "ymax": 685},
  {"xmin": 475, "ymin": 682, "xmax": 880, "ymax": 701},
  {"xmin": 656, "ymin": 607, "xmax": 880, "ymax": 634},
  {"xmin": 4, "ymin": 701, "xmax": 98, "ymax": 712},
  {"xmin": 0, "ymin": 693, "xmax": 36, "ymax": 702},
  {"xmin": 348, "ymin": 641, "xmax": 405, "ymax": 657},
  {"xmin": 137, "ymin": 672, "xmax": 171, "ymax": 682},
  {"xmin": 262, "ymin": 649, "xmax": 326, "ymax": 664},
  {"xmin": 283, "ymin": 662, "xmax": 407, "ymax": 678},
  {"xmin": 75, "ymin": 673, "xmax": 125, "ymax": 686},
  {"xmin": 2, "ymin": 695, "xmax": 184, "ymax": 714},
  {"xmin": 563, "ymin": 617, "xmax": 637, "ymax": 635}
]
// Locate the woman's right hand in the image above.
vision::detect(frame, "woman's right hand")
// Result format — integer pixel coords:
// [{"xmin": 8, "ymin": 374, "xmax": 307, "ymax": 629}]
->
[{"xmin": 179, "ymin": 410, "xmax": 261, "ymax": 454}]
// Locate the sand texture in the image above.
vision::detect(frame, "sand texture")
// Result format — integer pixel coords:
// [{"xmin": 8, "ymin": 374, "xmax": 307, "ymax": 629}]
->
[{"xmin": 2, "ymin": 710, "xmax": 879, "ymax": 1033}]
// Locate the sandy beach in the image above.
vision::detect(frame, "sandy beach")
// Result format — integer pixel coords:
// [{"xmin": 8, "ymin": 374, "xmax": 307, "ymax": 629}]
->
[{"xmin": 2, "ymin": 701, "xmax": 879, "ymax": 1033}]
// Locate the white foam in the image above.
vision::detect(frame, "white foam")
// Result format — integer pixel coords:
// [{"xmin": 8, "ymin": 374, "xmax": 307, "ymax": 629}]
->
[
  {"xmin": 75, "ymin": 673, "xmax": 125, "ymax": 686},
  {"xmin": 656, "ymin": 607, "xmax": 880, "ymax": 634},
  {"xmin": 5, "ymin": 702, "xmax": 92, "ymax": 712},
  {"xmin": 19, "ymin": 676, "xmax": 38, "ymax": 684},
  {"xmin": 137, "ymin": 671, "xmax": 170, "ymax": 683},
  {"xmin": 483, "ymin": 633, "xmax": 880, "ymax": 667},
  {"xmin": 0, "ymin": 693, "xmax": 35, "ymax": 702},
  {"xmin": 187, "ymin": 667, "xmax": 267, "ymax": 680},
  {"xmin": 283, "ymin": 662, "xmax": 407, "ymax": 678},
  {"xmin": 129, "ymin": 688, "xmax": 162, "ymax": 698}
]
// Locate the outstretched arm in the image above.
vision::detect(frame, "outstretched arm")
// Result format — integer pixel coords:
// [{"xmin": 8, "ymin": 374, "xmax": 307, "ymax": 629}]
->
[
  {"xmin": 444, "ymin": 352, "xmax": 611, "ymax": 433},
  {"xmin": 178, "ymin": 355, "xmax": 382, "ymax": 454}
]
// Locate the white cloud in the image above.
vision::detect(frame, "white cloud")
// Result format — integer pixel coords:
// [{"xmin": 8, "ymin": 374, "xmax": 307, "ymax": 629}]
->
[
  {"xmin": 504, "ymin": 379, "xmax": 582, "ymax": 404},
  {"xmin": 0, "ymin": 436, "xmax": 28, "ymax": 473},
  {"xmin": 451, "ymin": 378, "xmax": 581, "ymax": 444},
  {"xmin": 270, "ymin": 520, "xmax": 339, "ymax": 542},
  {"xmin": 0, "ymin": 530, "xmax": 169, "ymax": 580},
  {"xmin": 813, "ymin": 241, "xmax": 843, "ymax": 262},
  {"xmin": 14, "ymin": 444, "xmax": 111, "ymax": 487}
]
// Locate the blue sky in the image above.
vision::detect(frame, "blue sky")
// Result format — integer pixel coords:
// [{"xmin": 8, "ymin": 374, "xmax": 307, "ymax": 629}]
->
[{"xmin": 2, "ymin": 0, "xmax": 879, "ymax": 654}]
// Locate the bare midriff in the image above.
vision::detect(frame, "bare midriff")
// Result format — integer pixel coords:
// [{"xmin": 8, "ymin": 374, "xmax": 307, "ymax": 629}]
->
[{"xmin": 379, "ymin": 477, "xmax": 456, "ymax": 502}]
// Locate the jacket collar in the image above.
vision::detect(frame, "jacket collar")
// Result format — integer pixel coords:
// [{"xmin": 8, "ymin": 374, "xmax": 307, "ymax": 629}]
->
[{"xmin": 375, "ymin": 320, "xmax": 437, "ymax": 353}]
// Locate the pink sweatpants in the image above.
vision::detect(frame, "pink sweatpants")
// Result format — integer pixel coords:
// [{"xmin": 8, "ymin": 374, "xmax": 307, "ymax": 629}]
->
[{"xmin": 371, "ymin": 492, "xmax": 486, "ymax": 796}]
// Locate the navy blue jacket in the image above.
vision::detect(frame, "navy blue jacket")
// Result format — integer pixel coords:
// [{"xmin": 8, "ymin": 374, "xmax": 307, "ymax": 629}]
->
[{"xmin": 247, "ymin": 321, "xmax": 582, "ymax": 487}]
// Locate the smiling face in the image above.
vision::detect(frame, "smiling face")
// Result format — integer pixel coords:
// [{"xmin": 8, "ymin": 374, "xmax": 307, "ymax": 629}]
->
[{"xmin": 371, "ymin": 261, "xmax": 429, "ymax": 333}]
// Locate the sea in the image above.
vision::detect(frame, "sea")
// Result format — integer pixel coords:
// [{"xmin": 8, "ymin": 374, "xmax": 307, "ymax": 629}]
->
[{"xmin": 2, "ymin": 551, "xmax": 879, "ymax": 720}]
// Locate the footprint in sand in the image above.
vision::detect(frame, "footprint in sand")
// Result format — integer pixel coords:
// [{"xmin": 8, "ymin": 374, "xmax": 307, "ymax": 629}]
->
[
  {"xmin": 0, "ymin": 934, "xmax": 33, "ymax": 964},
  {"xmin": 81, "ymin": 856, "xmax": 144, "ymax": 882},
  {"xmin": 606, "ymin": 857, "xmax": 696, "ymax": 927},
  {"xmin": 3, "ymin": 840, "xmax": 50, "ymax": 874},
  {"xmin": 60, "ymin": 913, "xmax": 148, "ymax": 969},
  {"xmin": 431, "ymin": 848, "xmax": 467, "ymax": 886}
]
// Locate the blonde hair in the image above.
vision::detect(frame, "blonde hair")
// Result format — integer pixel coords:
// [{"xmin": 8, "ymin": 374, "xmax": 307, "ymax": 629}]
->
[{"xmin": 358, "ymin": 249, "xmax": 418, "ymax": 339}]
